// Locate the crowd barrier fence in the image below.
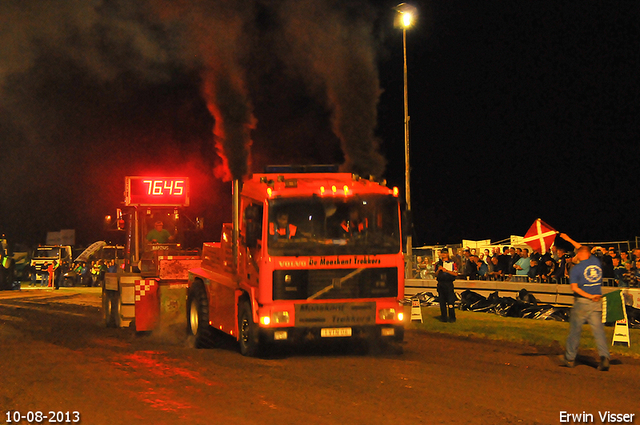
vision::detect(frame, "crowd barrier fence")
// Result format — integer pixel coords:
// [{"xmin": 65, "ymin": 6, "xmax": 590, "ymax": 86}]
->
[{"xmin": 404, "ymin": 278, "xmax": 640, "ymax": 308}]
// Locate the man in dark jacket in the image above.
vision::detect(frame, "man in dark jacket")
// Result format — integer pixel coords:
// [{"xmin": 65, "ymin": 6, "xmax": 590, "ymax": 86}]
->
[
  {"xmin": 434, "ymin": 248, "xmax": 458, "ymax": 323},
  {"xmin": 553, "ymin": 247, "xmax": 568, "ymax": 284}
]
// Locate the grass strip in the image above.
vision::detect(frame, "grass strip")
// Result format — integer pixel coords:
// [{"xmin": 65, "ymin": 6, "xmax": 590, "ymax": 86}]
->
[{"xmin": 406, "ymin": 305, "xmax": 640, "ymax": 359}]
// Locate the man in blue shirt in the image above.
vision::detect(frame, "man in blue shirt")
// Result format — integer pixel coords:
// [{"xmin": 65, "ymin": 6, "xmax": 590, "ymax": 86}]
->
[
  {"xmin": 561, "ymin": 233, "xmax": 610, "ymax": 371},
  {"xmin": 513, "ymin": 248, "xmax": 531, "ymax": 282}
]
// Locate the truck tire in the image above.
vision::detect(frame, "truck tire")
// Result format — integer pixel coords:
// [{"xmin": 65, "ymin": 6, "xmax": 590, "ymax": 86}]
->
[
  {"xmin": 102, "ymin": 290, "xmax": 120, "ymax": 328},
  {"xmin": 394, "ymin": 325, "xmax": 405, "ymax": 343},
  {"xmin": 187, "ymin": 284, "xmax": 214, "ymax": 348},
  {"xmin": 238, "ymin": 301, "xmax": 260, "ymax": 357},
  {"xmin": 0, "ymin": 264, "xmax": 10, "ymax": 290}
]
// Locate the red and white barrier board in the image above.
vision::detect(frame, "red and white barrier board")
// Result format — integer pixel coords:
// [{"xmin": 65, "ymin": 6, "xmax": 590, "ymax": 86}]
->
[{"xmin": 135, "ymin": 279, "xmax": 159, "ymax": 332}]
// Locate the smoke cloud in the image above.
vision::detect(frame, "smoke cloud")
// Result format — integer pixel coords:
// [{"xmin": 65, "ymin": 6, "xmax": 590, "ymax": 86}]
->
[
  {"xmin": 275, "ymin": 0, "xmax": 386, "ymax": 178},
  {"xmin": 0, "ymin": 0, "xmax": 388, "ymax": 243},
  {"xmin": 147, "ymin": 0, "xmax": 257, "ymax": 181}
]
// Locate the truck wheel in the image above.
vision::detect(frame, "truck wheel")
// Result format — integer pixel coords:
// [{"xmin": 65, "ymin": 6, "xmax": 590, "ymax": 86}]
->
[
  {"xmin": 104, "ymin": 290, "xmax": 121, "ymax": 328},
  {"xmin": 187, "ymin": 285, "xmax": 214, "ymax": 348},
  {"xmin": 238, "ymin": 301, "xmax": 260, "ymax": 357},
  {"xmin": 102, "ymin": 290, "xmax": 117, "ymax": 328},
  {"xmin": 0, "ymin": 267, "xmax": 8, "ymax": 290}
]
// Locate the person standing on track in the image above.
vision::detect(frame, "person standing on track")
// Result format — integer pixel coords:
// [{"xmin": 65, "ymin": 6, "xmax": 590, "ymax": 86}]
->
[
  {"xmin": 53, "ymin": 260, "xmax": 61, "ymax": 290},
  {"xmin": 560, "ymin": 233, "xmax": 610, "ymax": 371},
  {"xmin": 434, "ymin": 248, "xmax": 458, "ymax": 323},
  {"xmin": 47, "ymin": 262, "xmax": 54, "ymax": 288}
]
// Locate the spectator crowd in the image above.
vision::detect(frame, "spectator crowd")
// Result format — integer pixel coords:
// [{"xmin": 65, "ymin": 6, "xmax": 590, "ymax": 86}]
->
[
  {"xmin": 28, "ymin": 259, "xmax": 118, "ymax": 288},
  {"xmin": 415, "ymin": 245, "xmax": 640, "ymax": 288}
]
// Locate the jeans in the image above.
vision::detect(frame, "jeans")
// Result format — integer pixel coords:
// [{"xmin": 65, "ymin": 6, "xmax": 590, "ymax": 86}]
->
[
  {"xmin": 437, "ymin": 280, "xmax": 456, "ymax": 319},
  {"xmin": 565, "ymin": 297, "xmax": 609, "ymax": 361}
]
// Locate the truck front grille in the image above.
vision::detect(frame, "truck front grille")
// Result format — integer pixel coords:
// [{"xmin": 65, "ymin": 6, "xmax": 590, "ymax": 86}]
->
[{"xmin": 273, "ymin": 268, "xmax": 398, "ymax": 300}]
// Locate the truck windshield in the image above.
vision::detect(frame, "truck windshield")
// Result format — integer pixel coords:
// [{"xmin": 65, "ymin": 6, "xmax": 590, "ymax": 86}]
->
[
  {"xmin": 102, "ymin": 246, "xmax": 124, "ymax": 260},
  {"xmin": 142, "ymin": 209, "xmax": 179, "ymax": 252},
  {"xmin": 267, "ymin": 195, "xmax": 401, "ymax": 256},
  {"xmin": 33, "ymin": 248, "xmax": 60, "ymax": 259}
]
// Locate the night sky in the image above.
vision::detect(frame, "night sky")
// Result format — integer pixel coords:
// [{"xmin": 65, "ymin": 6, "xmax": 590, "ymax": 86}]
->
[{"xmin": 1, "ymin": 0, "xmax": 639, "ymax": 249}]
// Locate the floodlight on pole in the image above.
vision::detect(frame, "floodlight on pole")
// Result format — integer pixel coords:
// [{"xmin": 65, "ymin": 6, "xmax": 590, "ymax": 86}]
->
[
  {"xmin": 395, "ymin": 3, "xmax": 416, "ymax": 278},
  {"xmin": 402, "ymin": 10, "xmax": 413, "ymax": 28}
]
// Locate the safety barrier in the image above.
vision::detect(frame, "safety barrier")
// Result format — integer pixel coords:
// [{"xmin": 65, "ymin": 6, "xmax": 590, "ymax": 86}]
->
[
  {"xmin": 404, "ymin": 278, "xmax": 640, "ymax": 307},
  {"xmin": 411, "ymin": 273, "xmax": 616, "ymax": 287}
]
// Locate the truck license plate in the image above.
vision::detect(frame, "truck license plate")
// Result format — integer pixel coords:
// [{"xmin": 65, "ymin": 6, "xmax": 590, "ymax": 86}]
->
[{"xmin": 321, "ymin": 327, "xmax": 352, "ymax": 337}]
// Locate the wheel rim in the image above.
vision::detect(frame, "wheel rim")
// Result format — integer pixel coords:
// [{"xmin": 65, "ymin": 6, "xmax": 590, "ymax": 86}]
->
[{"xmin": 190, "ymin": 300, "xmax": 199, "ymax": 336}]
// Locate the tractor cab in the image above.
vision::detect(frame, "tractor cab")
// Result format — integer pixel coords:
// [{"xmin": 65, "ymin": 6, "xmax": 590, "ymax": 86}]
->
[{"xmin": 113, "ymin": 176, "xmax": 200, "ymax": 275}]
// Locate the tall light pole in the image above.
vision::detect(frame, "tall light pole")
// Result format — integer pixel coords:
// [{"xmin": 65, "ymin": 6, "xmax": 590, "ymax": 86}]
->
[{"xmin": 395, "ymin": 3, "xmax": 416, "ymax": 278}]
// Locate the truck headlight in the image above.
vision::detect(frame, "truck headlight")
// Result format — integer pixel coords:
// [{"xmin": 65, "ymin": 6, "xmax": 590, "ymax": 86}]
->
[
  {"xmin": 272, "ymin": 311, "xmax": 290, "ymax": 324},
  {"xmin": 397, "ymin": 312, "xmax": 404, "ymax": 322},
  {"xmin": 378, "ymin": 308, "xmax": 396, "ymax": 321}
]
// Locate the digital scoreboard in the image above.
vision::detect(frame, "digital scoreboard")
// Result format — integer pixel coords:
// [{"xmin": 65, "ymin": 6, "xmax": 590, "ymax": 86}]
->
[{"xmin": 124, "ymin": 176, "xmax": 190, "ymax": 206}]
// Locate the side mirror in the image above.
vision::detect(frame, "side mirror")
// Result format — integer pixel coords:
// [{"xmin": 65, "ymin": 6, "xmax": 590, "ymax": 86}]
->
[
  {"xmin": 244, "ymin": 205, "xmax": 262, "ymax": 249},
  {"xmin": 246, "ymin": 223, "xmax": 258, "ymax": 249}
]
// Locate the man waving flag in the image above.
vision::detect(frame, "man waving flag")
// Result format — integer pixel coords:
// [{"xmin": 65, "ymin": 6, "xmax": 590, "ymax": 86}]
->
[{"xmin": 523, "ymin": 218, "xmax": 558, "ymax": 254}]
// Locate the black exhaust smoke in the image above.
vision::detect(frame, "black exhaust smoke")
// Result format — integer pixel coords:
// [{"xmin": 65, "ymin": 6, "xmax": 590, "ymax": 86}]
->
[
  {"xmin": 0, "ymin": 0, "xmax": 386, "ymax": 188},
  {"xmin": 275, "ymin": 0, "xmax": 386, "ymax": 179}
]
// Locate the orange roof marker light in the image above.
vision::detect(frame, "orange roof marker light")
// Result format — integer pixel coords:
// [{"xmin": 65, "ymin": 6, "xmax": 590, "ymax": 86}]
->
[
  {"xmin": 343, "ymin": 185, "xmax": 350, "ymax": 195},
  {"xmin": 331, "ymin": 185, "xmax": 337, "ymax": 194},
  {"xmin": 393, "ymin": 187, "xmax": 399, "ymax": 197},
  {"xmin": 320, "ymin": 186, "xmax": 326, "ymax": 195}
]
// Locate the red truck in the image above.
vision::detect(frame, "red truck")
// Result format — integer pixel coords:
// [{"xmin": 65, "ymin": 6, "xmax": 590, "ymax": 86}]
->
[{"xmin": 187, "ymin": 166, "xmax": 405, "ymax": 356}]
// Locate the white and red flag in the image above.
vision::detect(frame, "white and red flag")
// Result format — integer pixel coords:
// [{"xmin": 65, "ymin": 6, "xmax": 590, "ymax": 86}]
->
[{"xmin": 523, "ymin": 219, "xmax": 558, "ymax": 254}]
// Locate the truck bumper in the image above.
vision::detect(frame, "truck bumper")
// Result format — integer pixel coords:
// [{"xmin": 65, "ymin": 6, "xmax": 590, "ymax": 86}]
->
[{"xmin": 259, "ymin": 324, "xmax": 404, "ymax": 344}]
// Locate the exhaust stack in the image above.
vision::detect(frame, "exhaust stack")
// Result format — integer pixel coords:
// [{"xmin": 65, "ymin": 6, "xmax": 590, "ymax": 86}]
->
[
  {"xmin": 232, "ymin": 179, "xmax": 240, "ymax": 275},
  {"xmin": 124, "ymin": 208, "xmax": 135, "ymax": 273}
]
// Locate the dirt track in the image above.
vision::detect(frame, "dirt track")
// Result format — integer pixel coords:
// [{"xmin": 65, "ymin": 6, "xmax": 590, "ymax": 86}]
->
[{"xmin": 0, "ymin": 289, "xmax": 638, "ymax": 424}]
